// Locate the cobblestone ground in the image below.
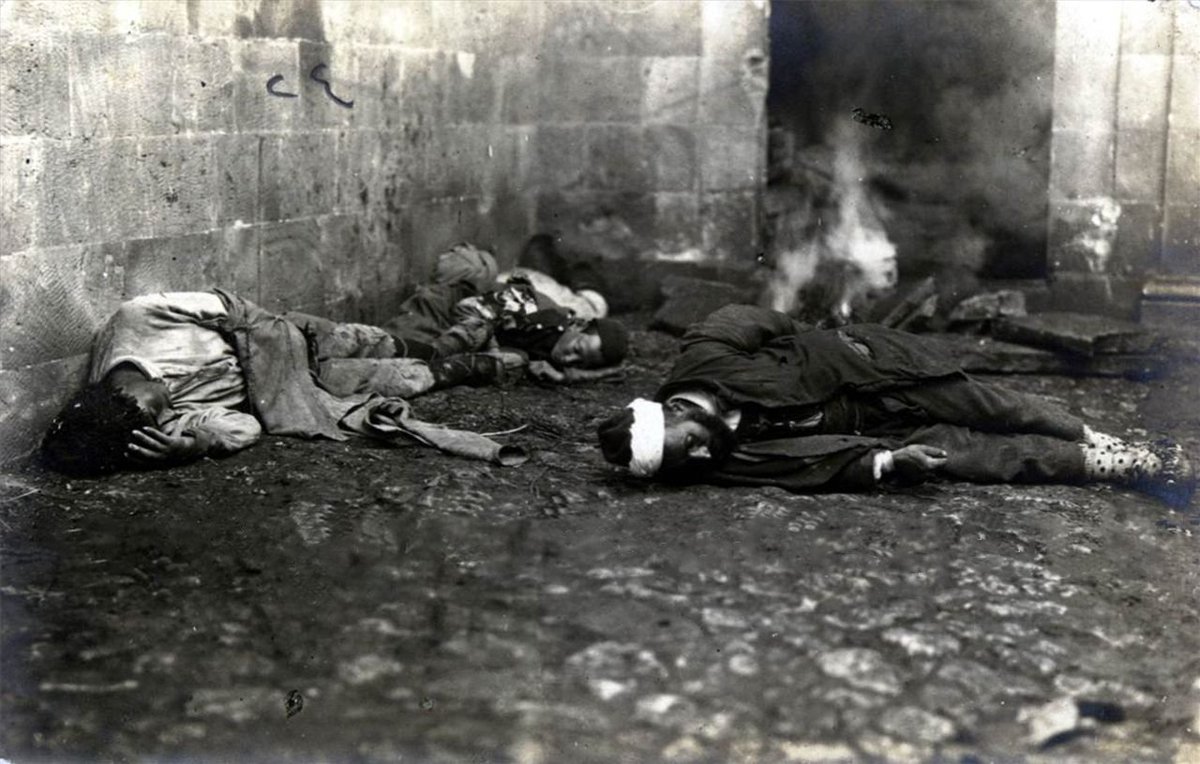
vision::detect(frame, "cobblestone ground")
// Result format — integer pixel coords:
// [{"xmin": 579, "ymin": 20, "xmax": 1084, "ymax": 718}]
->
[{"xmin": 2, "ymin": 323, "xmax": 1199, "ymax": 763}]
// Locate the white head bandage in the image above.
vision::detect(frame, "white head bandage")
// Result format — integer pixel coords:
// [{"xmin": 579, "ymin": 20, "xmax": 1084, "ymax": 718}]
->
[{"xmin": 626, "ymin": 398, "xmax": 665, "ymax": 477}]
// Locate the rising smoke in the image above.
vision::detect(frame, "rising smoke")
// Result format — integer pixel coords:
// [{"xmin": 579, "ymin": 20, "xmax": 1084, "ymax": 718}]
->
[
  {"xmin": 764, "ymin": 120, "xmax": 898, "ymax": 322},
  {"xmin": 767, "ymin": 0, "xmax": 1056, "ymax": 307}
]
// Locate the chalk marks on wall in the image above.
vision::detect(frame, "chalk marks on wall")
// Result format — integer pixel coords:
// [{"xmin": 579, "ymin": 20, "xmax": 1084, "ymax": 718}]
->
[{"xmin": 266, "ymin": 64, "xmax": 354, "ymax": 108}]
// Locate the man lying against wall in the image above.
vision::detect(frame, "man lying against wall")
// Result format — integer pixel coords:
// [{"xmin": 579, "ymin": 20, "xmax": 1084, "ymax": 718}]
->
[
  {"xmin": 40, "ymin": 290, "xmax": 526, "ymax": 477},
  {"xmin": 597, "ymin": 304, "xmax": 1196, "ymax": 508}
]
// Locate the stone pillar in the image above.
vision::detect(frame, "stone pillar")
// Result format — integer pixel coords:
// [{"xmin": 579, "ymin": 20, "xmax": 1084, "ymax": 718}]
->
[{"xmin": 1047, "ymin": 0, "xmax": 1200, "ymax": 323}]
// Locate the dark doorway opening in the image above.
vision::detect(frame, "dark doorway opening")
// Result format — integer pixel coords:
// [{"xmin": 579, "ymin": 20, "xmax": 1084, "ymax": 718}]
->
[{"xmin": 766, "ymin": 0, "xmax": 1057, "ymax": 283}]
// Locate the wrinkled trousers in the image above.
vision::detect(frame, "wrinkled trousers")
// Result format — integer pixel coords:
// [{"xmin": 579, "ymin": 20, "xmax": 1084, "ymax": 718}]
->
[{"xmin": 823, "ymin": 376, "xmax": 1088, "ymax": 484}]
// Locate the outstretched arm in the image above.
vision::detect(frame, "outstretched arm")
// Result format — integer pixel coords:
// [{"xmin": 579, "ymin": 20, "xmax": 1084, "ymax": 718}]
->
[{"xmin": 527, "ymin": 360, "xmax": 625, "ymax": 385}]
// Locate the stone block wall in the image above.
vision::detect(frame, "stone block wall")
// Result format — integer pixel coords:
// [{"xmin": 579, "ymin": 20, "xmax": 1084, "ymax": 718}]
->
[
  {"xmin": 0, "ymin": 0, "xmax": 769, "ymax": 462},
  {"xmin": 1048, "ymin": 0, "xmax": 1199, "ymax": 319}
]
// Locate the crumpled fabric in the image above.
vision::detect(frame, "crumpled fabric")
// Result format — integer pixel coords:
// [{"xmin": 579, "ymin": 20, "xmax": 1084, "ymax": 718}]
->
[
  {"xmin": 213, "ymin": 290, "xmax": 525, "ymax": 466},
  {"xmin": 432, "ymin": 243, "xmax": 498, "ymax": 292}
]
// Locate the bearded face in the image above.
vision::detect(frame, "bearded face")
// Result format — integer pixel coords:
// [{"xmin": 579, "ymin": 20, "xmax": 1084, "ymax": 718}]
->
[{"xmin": 660, "ymin": 402, "xmax": 738, "ymax": 473}]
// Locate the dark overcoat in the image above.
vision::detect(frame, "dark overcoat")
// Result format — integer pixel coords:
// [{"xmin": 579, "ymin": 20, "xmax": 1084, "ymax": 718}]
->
[{"xmin": 654, "ymin": 304, "xmax": 965, "ymax": 491}]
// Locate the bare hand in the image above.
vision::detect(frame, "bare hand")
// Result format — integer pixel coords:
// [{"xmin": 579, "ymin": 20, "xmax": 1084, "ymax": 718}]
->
[
  {"xmin": 562, "ymin": 366, "xmax": 627, "ymax": 384},
  {"xmin": 527, "ymin": 360, "xmax": 566, "ymax": 384},
  {"xmin": 891, "ymin": 444, "xmax": 949, "ymax": 481},
  {"xmin": 127, "ymin": 427, "xmax": 205, "ymax": 465}
]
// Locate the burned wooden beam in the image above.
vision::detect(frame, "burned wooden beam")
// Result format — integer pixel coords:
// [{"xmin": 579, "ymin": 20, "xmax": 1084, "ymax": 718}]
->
[
  {"xmin": 934, "ymin": 335, "xmax": 1166, "ymax": 380},
  {"xmin": 992, "ymin": 312, "xmax": 1161, "ymax": 357}
]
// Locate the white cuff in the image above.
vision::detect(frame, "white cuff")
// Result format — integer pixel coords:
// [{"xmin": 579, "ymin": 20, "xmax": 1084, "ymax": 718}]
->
[{"xmin": 872, "ymin": 450, "xmax": 895, "ymax": 481}]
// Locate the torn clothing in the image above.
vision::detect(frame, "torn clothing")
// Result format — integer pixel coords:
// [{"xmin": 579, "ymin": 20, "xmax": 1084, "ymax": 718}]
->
[
  {"xmin": 89, "ymin": 291, "xmax": 517, "ymax": 464},
  {"xmin": 382, "ymin": 280, "xmax": 580, "ymax": 364},
  {"xmin": 658, "ymin": 304, "xmax": 1087, "ymax": 492},
  {"xmin": 90, "ymin": 292, "xmax": 262, "ymax": 454}
]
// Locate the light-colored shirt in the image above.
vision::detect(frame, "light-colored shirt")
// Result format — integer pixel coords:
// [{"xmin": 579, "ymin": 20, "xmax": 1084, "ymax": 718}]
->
[{"xmin": 90, "ymin": 292, "xmax": 261, "ymax": 454}]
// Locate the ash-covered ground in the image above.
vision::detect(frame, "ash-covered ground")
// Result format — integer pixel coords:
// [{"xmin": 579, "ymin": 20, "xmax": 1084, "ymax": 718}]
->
[{"xmin": 2, "ymin": 318, "xmax": 1199, "ymax": 763}]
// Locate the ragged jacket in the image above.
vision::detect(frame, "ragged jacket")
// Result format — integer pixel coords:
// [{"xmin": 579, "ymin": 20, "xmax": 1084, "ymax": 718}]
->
[
  {"xmin": 214, "ymin": 290, "xmax": 521, "ymax": 464},
  {"xmin": 656, "ymin": 304, "xmax": 964, "ymax": 491}
]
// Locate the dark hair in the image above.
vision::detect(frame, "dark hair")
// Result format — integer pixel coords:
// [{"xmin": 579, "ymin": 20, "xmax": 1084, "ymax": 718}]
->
[
  {"xmin": 40, "ymin": 380, "xmax": 156, "ymax": 476},
  {"xmin": 588, "ymin": 318, "xmax": 628, "ymax": 366}
]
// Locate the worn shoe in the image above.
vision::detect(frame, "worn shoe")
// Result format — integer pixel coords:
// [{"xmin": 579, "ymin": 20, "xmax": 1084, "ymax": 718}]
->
[{"xmin": 1130, "ymin": 439, "xmax": 1196, "ymax": 509}]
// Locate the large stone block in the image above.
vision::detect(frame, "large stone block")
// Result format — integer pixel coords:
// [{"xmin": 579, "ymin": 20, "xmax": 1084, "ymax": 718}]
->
[
  {"xmin": 123, "ymin": 231, "xmax": 214, "ymax": 297},
  {"xmin": 259, "ymin": 132, "xmax": 339, "ymax": 221},
  {"xmin": 443, "ymin": 50, "xmax": 500, "ymax": 125},
  {"xmin": 536, "ymin": 56, "xmax": 646, "ymax": 124},
  {"xmin": 68, "ymin": 33, "xmax": 179, "ymax": 139},
  {"xmin": 0, "ymin": 30, "xmax": 70, "ymax": 139},
  {"xmin": 432, "ymin": 0, "xmax": 543, "ymax": 57},
  {"xmin": 351, "ymin": 47, "xmax": 403, "ymax": 131},
  {"xmin": 1050, "ymin": 51, "xmax": 1119, "ymax": 132},
  {"xmin": 1120, "ymin": 0, "xmax": 1175, "ymax": 54},
  {"xmin": 1047, "ymin": 200, "xmax": 1123, "ymax": 274},
  {"xmin": 700, "ymin": 125, "xmax": 761, "ymax": 191},
  {"xmin": 543, "ymin": 0, "xmax": 701, "ymax": 57},
  {"xmin": 495, "ymin": 56, "xmax": 540, "ymax": 125},
  {"xmin": 701, "ymin": 190, "xmax": 759, "ymax": 262},
  {"xmin": 703, "ymin": 0, "xmax": 766, "ymax": 57},
  {"xmin": 171, "ymin": 36, "xmax": 236, "ymax": 134},
  {"xmin": 465, "ymin": 191, "xmax": 535, "ymax": 265},
  {"xmin": 584, "ymin": 125, "xmax": 651, "ymax": 191},
  {"xmin": 483, "ymin": 126, "xmax": 536, "ymax": 198},
  {"xmin": 334, "ymin": 129, "xmax": 382, "ymax": 217},
  {"xmin": 1110, "ymin": 202, "xmax": 1162, "ymax": 278},
  {"xmin": 227, "ymin": 0, "xmax": 327, "ymax": 41},
  {"xmin": 643, "ymin": 56, "xmax": 700, "ymax": 125},
  {"xmin": 37, "ymin": 137, "xmax": 152, "ymax": 246},
  {"xmin": 296, "ymin": 40, "xmax": 360, "ymax": 132},
  {"xmin": 321, "ymin": 0, "xmax": 433, "ymax": 47},
  {"xmin": 136, "ymin": 135, "xmax": 220, "ymax": 239},
  {"xmin": 215, "ymin": 224, "xmax": 261, "ymax": 300},
  {"xmin": 319, "ymin": 213, "xmax": 368, "ymax": 311},
  {"xmin": 1175, "ymin": 1, "xmax": 1200, "ymax": 56},
  {"xmin": 1116, "ymin": 54, "xmax": 1170, "ymax": 131},
  {"xmin": 1114, "ymin": 129, "xmax": 1165, "ymax": 202},
  {"xmin": 0, "ymin": 243, "xmax": 124, "ymax": 369},
  {"xmin": 257, "ymin": 218, "xmax": 324, "ymax": 312},
  {"xmin": 0, "ymin": 353, "xmax": 89, "ymax": 465},
  {"xmin": 534, "ymin": 126, "xmax": 587, "ymax": 191},
  {"xmin": 1165, "ymin": 129, "xmax": 1199, "ymax": 204},
  {"xmin": 1161, "ymin": 205, "xmax": 1200, "ymax": 276},
  {"xmin": 645, "ymin": 125, "xmax": 697, "ymax": 192},
  {"xmin": 651, "ymin": 192, "xmax": 701, "ymax": 254},
  {"xmin": 1047, "ymin": 272, "xmax": 1139, "ymax": 320},
  {"xmin": 379, "ymin": 126, "xmax": 428, "ymax": 209},
  {"xmin": 0, "ymin": 139, "xmax": 42, "ymax": 256},
  {"xmin": 535, "ymin": 190, "xmax": 657, "ymax": 260},
  {"xmin": 232, "ymin": 39, "xmax": 300, "ymax": 133},
  {"xmin": 124, "ymin": 227, "xmax": 257, "ymax": 300},
  {"xmin": 396, "ymin": 49, "xmax": 449, "ymax": 127},
  {"xmin": 698, "ymin": 50, "xmax": 767, "ymax": 128},
  {"xmin": 422, "ymin": 124, "xmax": 490, "ymax": 201},
  {"xmin": 1048, "ymin": 128, "xmax": 1113, "ymax": 201},
  {"xmin": 1170, "ymin": 54, "xmax": 1200, "ymax": 130},
  {"xmin": 211, "ymin": 132, "xmax": 260, "ymax": 225},
  {"xmin": 2, "ymin": 0, "xmax": 186, "ymax": 35},
  {"xmin": 1054, "ymin": 1, "xmax": 1122, "ymax": 62}
]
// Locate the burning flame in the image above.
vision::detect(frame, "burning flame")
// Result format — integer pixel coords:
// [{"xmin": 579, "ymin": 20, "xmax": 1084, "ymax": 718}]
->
[{"xmin": 767, "ymin": 122, "xmax": 898, "ymax": 320}]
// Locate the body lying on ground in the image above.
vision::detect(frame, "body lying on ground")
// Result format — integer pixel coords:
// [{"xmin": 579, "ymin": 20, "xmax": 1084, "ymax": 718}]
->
[
  {"xmin": 370, "ymin": 243, "xmax": 628, "ymax": 387},
  {"xmin": 597, "ymin": 304, "xmax": 1195, "ymax": 507},
  {"xmin": 40, "ymin": 290, "xmax": 527, "ymax": 477}
]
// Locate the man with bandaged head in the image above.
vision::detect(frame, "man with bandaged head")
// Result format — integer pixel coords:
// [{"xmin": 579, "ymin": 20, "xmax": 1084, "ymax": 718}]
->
[{"xmin": 597, "ymin": 304, "xmax": 1194, "ymax": 507}]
